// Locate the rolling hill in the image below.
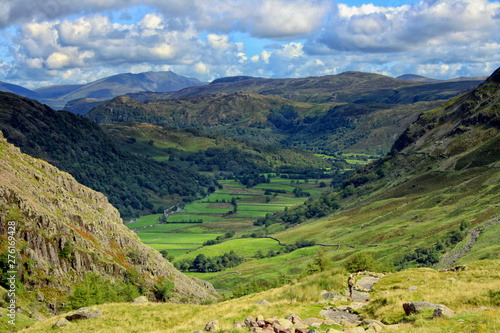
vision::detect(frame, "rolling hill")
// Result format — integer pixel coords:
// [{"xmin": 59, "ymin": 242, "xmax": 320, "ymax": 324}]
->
[{"xmin": 87, "ymin": 71, "xmax": 483, "ymax": 155}]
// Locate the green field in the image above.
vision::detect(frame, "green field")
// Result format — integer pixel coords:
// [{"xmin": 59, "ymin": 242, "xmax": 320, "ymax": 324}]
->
[{"xmin": 132, "ymin": 175, "xmax": 334, "ymax": 263}]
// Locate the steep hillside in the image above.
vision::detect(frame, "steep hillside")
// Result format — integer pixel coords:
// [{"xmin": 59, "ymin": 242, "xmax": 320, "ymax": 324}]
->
[
  {"xmin": 0, "ymin": 92, "xmax": 215, "ymax": 218},
  {"xmin": 0, "ymin": 131, "xmax": 218, "ymax": 309},
  {"xmin": 277, "ymin": 67, "xmax": 500, "ymax": 263}
]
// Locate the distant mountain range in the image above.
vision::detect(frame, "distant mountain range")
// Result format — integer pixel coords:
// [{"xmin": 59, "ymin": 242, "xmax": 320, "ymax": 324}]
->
[
  {"xmin": 87, "ymin": 71, "xmax": 485, "ymax": 156},
  {"xmin": 0, "ymin": 71, "xmax": 205, "ymax": 112}
]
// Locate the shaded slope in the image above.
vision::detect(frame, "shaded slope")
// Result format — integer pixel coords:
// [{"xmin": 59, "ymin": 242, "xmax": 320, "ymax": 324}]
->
[
  {"xmin": 0, "ymin": 131, "xmax": 218, "ymax": 304},
  {"xmin": 0, "ymin": 92, "xmax": 215, "ymax": 218}
]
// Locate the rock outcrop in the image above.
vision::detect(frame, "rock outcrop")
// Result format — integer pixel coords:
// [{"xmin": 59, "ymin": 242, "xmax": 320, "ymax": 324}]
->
[{"xmin": 0, "ymin": 131, "xmax": 218, "ymax": 303}]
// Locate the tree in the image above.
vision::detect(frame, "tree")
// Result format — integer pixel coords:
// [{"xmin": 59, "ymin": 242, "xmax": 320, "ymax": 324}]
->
[{"xmin": 344, "ymin": 252, "xmax": 377, "ymax": 273}]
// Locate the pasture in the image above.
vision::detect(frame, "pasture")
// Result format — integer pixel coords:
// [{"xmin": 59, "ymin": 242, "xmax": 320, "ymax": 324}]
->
[{"xmin": 128, "ymin": 174, "xmax": 333, "ymax": 258}]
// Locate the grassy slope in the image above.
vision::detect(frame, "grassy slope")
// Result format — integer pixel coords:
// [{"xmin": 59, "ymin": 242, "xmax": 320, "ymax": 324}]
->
[{"xmin": 26, "ymin": 260, "xmax": 500, "ymax": 332}]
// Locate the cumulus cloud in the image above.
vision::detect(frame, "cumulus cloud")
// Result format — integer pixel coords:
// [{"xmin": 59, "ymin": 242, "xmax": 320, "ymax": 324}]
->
[
  {"xmin": 1, "ymin": 0, "xmax": 500, "ymax": 86},
  {"xmin": 310, "ymin": 0, "xmax": 500, "ymax": 53}
]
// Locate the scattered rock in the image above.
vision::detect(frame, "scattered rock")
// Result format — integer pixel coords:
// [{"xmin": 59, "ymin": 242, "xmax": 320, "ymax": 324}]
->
[
  {"xmin": 307, "ymin": 329, "xmax": 321, "ymax": 333},
  {"xmin": 65, "ymin": 307, "xmax": 103, "ymax": 321},
  {"xmin": 204, "ymin": 319, "xmax": 219, "ymax": 332},
  {"xmin": 256, "ymin": 299, "xmax": 271, "ymax": 306},
  {"xmin": 53, "ymin": 318, "xmax": 71, "ymax": 328},
  {"xmin": 403, "ymin": 302, "xmax": 454, "ymax": 316},
  {"xmin": 132, "ymin": 296, "xmax": 149, "ymax": 304},
  {"xmin": 407, "ymin": 286, "xmax": 418, "ymax": 292},
  {"xmin": 36, "ymin": 292, "xmax": 44, "ymax": 302},
  {"xmin": 256, "ymin": 315, "xmax": 264, "ymax": 321},
  {"xmin": 193, "ymin": 331, "xmax": 202, "ymax": 333}
]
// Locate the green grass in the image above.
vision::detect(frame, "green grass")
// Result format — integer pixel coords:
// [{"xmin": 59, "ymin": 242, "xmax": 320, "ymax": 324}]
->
[
  {"xmin": 131, "ymin": 175, "xmax": 335, "ymax": 261},
  {"xmin": 126, "ymin": 214, "xmax": 163, "ymax": 229}
]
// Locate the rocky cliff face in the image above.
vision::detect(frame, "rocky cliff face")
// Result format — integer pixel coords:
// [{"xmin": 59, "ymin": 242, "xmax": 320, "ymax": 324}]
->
[{"xmin": 0, "ymin": 131, "xmax": 218, "ymax": 302}]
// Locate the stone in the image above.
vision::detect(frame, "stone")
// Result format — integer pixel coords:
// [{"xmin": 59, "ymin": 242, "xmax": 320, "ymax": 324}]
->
[
  {"xmin": 323, "ymin": 292, "xmax": 342, "ymax": 299},
  {"xmin": 265, "ymin": 317, "xmax": 278, "ymax": 325},
  {"xmin": 308, "ymin": 330, "xmax": 321, "ymax": 333},
  {"xmin": 256, "ymin": 315, "xmax": 265, "ymax": 321},
  {"xmin": 433, "ymin": 307, "xmax": 455, "ymax": 318},
  {"xmin": 233, "ymin": 321, "xmax": 245, "ymax": 329},
  {"xmin": 36, "ymin": 292, "xmax": 44, "ymax": 302},
  {"xmin": 256, "ymin": 299, "xmax": 271, "ymax": 306},
  {"xmin": 367, "ymin": 322, "xmax": 384, "ymax": 333},
  {"xmin": 194, "ymin": 331, "xmax": 202, "ymax": 333},
  {"xmin": 295, "ymin": 329, "xmax": 308, "ymax": 333},
  {"xmin": 402, "ymin": 301, "xmax": 454, "ymax": 316},
  {"xmin": 407, "ymin": 286, "xmax": 418, "ymax": 292},
  {"xmin": 245, "ymin": 316, "xmax": 258, "ymax": 327},
  {"xmin": 272, "ymin": 324, "xmax": 293, "ymax": 333},
  {"xmin": 204, "ymin": 319, "xmax": 219, "ymax": 332},
  {"xmin": 65, "ymin": 307, "xmax": 103, "ymax": 321},
  {"xmin": 275, "ymin": 318, "xmax": 293, "ymax": 328},
  {"xmin": 293, "ymin": 322, "xmax": 308, "ymax": 330},
  {"xmin": 132, "ymin": 296, "xmax": 149, "ymax": 304},
  {"xmin": 53, "ymin": 318, "xmax": 71, "ymax": 328},
  {"xmin": 285, "ymin": 314, "xmax": 302, "ymax": 324}
]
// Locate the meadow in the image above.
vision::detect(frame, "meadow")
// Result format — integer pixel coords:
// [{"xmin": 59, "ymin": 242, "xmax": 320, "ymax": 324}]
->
[{"xmin": 128, "ymin": 175, "xmax": 334, "ymax": 258}]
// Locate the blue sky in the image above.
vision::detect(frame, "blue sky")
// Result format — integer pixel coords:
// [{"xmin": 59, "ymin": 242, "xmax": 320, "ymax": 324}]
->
[{"xmin": 0, "ymin": 0, "xmax": 499, "ymax": 88}]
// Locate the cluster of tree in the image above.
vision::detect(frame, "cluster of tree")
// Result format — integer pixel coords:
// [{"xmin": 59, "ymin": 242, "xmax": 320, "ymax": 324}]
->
[
  {"xmin": 66, "ymin": 272, "xmax": 142, "ymax": 310},
  {"xmin": 254, "ymin": 191, "xmax": 340, "ymax": 227},
  {"xmin": 255, "ymin": 240, "xmax": 316, "ymax": 259},
  {"xmin": 395, "ymin": 223, "xmax": 469, "ymax": 269},
  {"xmin": 174, "ymin": 251, "xmax": 244, "ymax": 273},
  {"xmin": 203, "ymin": 230, "xmax": 235, "ymax": 246},
  {"xmin": 0, "ymin": 96, "xmax": 217, "ymax": 218},
  {"xmin": 235, "ymin": 172, "xmax": 270, "ymax": 187},
  {"xmin": 267, "ymin": 105, "xmax": 299, "ymax": 130},
  {"xmin": 293, "ymin": 187, "xmax": 311, "ymax": 197}
]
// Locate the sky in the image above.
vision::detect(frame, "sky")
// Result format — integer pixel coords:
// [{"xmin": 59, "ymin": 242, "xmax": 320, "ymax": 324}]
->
[{"xmin": 0, "ymin": 0, "xmax": 499, "ymax": 88}]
